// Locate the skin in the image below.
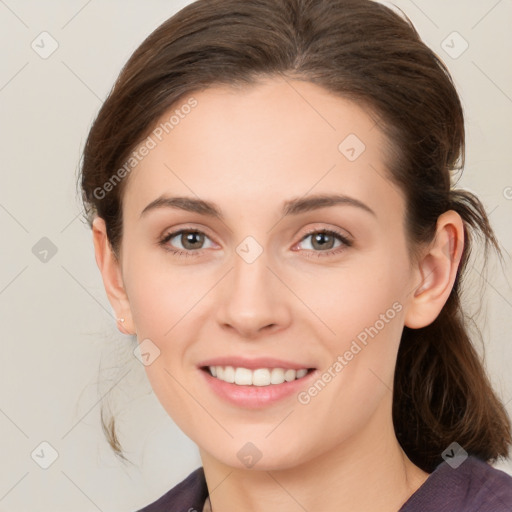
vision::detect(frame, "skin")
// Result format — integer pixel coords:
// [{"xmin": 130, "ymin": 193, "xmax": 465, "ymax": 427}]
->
[{"xmin": 92, "ymin": 76, "xmax": 464, "ymax": 512}]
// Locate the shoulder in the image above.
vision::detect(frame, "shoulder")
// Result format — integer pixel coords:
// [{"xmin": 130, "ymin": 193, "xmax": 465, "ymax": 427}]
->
[
  {"xmin": 136, "ymin": 467, "xmax": 208, "ymax": 512},
  {"xmin": 465, "ymin": 457, "xmax": 512, "ymax": 510},
  {"xmin": 400, "ymin": 455, "xmax": 512, "ymax": 512}
]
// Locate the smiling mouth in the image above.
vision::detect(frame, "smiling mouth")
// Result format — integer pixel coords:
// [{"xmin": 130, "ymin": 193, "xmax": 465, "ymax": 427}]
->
[{"xmin": 201, "ymin": 366, "xmax": 315, "ymax": 386}]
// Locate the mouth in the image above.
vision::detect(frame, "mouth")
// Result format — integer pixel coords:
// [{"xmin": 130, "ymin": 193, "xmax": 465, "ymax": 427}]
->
[
  {"xmin": 201, "ymin": 365, "xmax": 314, "ymax": 386},
  {"xmin": 197, "ymin": 357, "xmax": 318, "ymax": 408}
]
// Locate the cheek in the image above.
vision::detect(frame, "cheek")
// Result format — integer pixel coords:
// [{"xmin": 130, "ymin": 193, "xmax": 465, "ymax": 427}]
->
[
  {"xmin": 140, "ymin": 361, "xmax": 207, "ymax": 443},
  {"xmin": 307, "ymin": 254, "xmax": 407, "ymax": 343},
  {"xmin": 309, "ymin": 249, "xmax": 409, "ymax": 397},
  {"xmin": 124, "ymin": 251, "xmax": 207, "ymax": 338}
]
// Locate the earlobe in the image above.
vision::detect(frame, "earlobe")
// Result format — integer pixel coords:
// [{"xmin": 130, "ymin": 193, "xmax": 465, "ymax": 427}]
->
[
  {"xmin": 92, "ymin": 217, "xmax": 135, "ymax": 335},
  {"xmin": 404, "ymin": 210, "xmax": 464, "ymax": 329}
]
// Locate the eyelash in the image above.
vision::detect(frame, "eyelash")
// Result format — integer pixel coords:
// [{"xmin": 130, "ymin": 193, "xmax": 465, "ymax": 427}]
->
[{"xmin": 158, "ymin": 227, "xmax": 353, "ymax": 260}]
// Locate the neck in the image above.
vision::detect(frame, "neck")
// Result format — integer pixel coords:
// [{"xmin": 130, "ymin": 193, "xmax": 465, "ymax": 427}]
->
[{"xmin": 200, "ymin": 396, "xmax": 430, "ymax": 512}]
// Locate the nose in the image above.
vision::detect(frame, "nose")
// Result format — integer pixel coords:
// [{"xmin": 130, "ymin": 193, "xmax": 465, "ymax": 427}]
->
[{"xmin": 216, "ymin": 247, "xmax": 291, "ymax": 339}]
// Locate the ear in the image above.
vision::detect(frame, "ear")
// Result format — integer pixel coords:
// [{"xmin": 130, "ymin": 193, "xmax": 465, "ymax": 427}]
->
[
  {"xmin": 404, "ymin": 210, "xmax": 464, "ymax": 329},
  {"xmin": 92, "ymin": 217, "xmax": 135, "ymax": 335}
]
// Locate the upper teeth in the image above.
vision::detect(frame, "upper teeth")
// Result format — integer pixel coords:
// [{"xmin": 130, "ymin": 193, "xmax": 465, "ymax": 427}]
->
[{"xmin": 209, "ymin": 366, "xmax": 308, "ymax": 386}]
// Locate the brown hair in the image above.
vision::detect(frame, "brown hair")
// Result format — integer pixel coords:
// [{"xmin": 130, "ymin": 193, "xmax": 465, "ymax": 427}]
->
[{"xmin": 79, "ymin": 0, "xmax": 511, "ymax": 472}]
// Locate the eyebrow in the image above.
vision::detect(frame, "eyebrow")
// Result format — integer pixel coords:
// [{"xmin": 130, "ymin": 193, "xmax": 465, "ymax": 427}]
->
[{"xmin": 139, "ymin": 193, "xmax": 376, "ymax": 220}]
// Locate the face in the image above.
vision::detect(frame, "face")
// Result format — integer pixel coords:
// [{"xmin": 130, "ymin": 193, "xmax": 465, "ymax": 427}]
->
[{"xmin": 116, "ymin": 76, "xmax": 420, "ymax": 470}]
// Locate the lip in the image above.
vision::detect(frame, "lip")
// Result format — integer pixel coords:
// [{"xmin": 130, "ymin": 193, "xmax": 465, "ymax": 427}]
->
[
  {"xmin": 198, "ymin": 361, "xmax": 318, "ymax": 409},
  {"xmin": 198, "ymin": 356, "xmax": 313, "ymax": 370}
]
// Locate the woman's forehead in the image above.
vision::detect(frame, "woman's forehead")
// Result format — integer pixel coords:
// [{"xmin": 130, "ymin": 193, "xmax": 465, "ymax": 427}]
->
[{"xmin": 122, "ymin": 78, "xmax": 402, "ymax": 220}]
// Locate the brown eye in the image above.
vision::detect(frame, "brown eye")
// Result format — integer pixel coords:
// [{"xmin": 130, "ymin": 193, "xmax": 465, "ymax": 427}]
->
[
  {"xmin": 159, "ymin": 229, "xmax": 215, "ymax": 255},
  {"xmin": 296, "ymin": 229, "xmax": 353, "ymax": 259},
  {"xmin": 309, "ymin": 232, "xmax": 337, "ymax": 250},
  {"xmin": 178, "ymin": 231, "xmax": 205, "ymax": 250}
]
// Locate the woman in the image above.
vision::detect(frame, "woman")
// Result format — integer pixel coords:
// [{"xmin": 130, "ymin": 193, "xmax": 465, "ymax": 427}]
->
[{"xmin": 80, "ymin": 0, "xmax": 512, "ymax": 510}]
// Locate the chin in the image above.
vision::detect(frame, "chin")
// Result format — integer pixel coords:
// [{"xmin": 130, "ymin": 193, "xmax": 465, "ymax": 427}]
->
[{"xmin": 201, "ymin": 437, "xmax": 315, "ymax": 472}]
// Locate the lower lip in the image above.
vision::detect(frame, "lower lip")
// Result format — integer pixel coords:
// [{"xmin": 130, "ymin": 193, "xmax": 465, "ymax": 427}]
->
[{"xmin": 200, "ymin": 368, "xmax": 317, "ymax": 409}]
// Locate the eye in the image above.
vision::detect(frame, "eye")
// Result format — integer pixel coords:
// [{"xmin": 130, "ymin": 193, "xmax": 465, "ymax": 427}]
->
[
  {"xmin": 295, "ymin": 229, "xmax": 352, "ymax": 258},
  {"xmin": 158, "ymin": 228, "xmax": 215, "ymax": 258},
  {"xmin": 158, "ymin": 227, "xmax": 352, "ymax": 259}
]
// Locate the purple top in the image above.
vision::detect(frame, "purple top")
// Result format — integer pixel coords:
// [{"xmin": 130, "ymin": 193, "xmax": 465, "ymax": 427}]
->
[{"xmin": 136, "ymin": 455, "xmax": 512, "ymax": 511}]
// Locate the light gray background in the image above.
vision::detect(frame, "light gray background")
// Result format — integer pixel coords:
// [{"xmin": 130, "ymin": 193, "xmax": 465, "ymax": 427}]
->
[{"xmin": 1, "ymin": 1, "xmax": 511, "ymax": 511}]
